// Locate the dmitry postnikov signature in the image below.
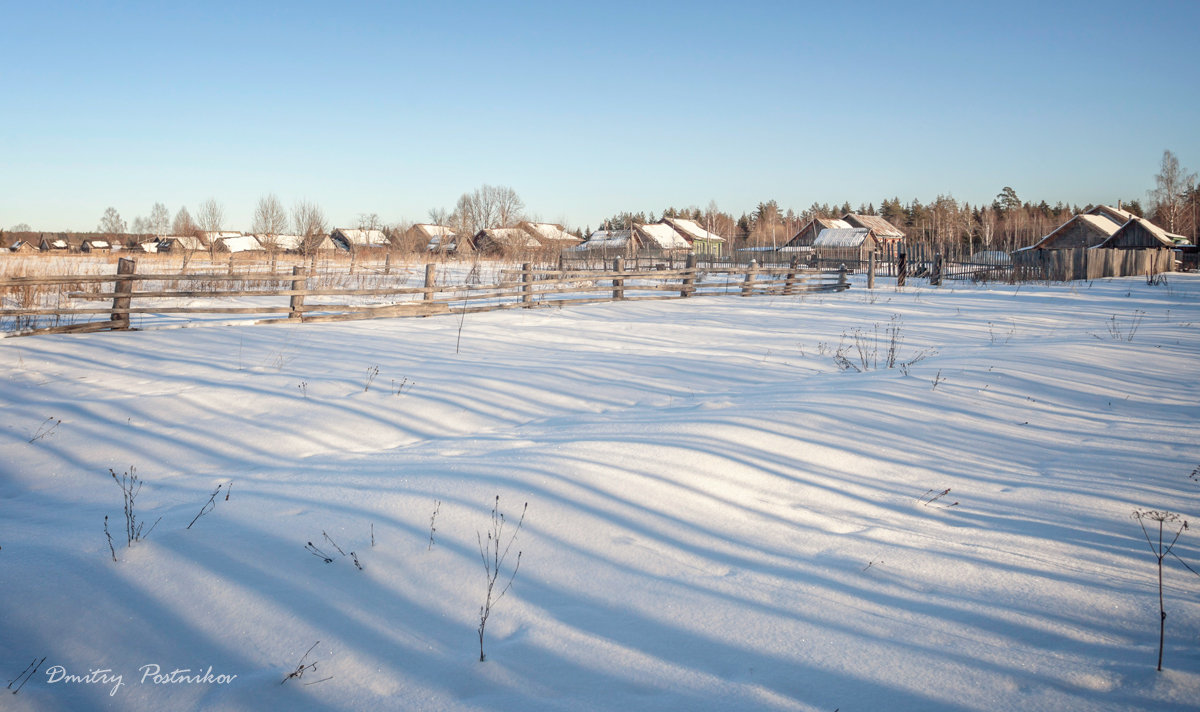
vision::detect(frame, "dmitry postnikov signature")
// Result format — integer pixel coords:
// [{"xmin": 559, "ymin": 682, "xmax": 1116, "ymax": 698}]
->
[{"xmin": 43, "ymin": 664, "xmax": 237, "ymax": 697}]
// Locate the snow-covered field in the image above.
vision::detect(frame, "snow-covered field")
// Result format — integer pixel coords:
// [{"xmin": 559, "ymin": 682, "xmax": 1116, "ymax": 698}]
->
[{"xmin": 1, "ymin": 275, "xmax": 1198, "ymax": 711}]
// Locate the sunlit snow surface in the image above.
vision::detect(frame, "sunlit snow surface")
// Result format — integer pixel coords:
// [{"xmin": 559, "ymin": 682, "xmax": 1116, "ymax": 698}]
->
[{"xmin": 1, "ymin": 274, "xmax": 1198, "ymax": 711}]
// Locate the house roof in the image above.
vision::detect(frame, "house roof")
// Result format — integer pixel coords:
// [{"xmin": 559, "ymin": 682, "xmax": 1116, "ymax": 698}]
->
[
  {"xmin": 476, "ymin": 227, "xmax": 541, "ymax": 249},
  {"xmin": 411, "ymin": 224, "xmax": 457, "ymax": 239},
  {"xmin": 1086, "ymin": 204, "xmax": 1134, "ymax": 228},
  {"xmin": 1096, "ymin": 216, "xmax": 1176, "ymax": 248},
  {"xmin": 813, "ymin": 227, "xmax": 873, "ymax": 248},
  {"xmin": 636, "ymin": 223, "xmax": 692, "ymax": 250},
  {"xmin": 199, "ymin": 231, "xmax": 242, "ymax": 240},
  {"xmin": 661, "ymin": 217, "xmax": 725, "ymax": 243},
  {"xmin": 522, "ymin": 222, "xmax": 581, "ymax": 245},
  {"xmin": 332, "ymin": 228, "xmax": 390, "ymax": 246},
  {"xmin": 218, "ymin": 235, "xmax": 264, "ymax": 252},
  {"xmin": 1032, "ymin": 213, "xmax": 1122, "ymax": 249},
  {"xmin": 163, "ymin": 235, "xmax": 207, "ymax": 251},
  {"xmin": 786, "ymin": 218, "xmax": 852, "ymax": 246},
  {"xmin": 571, "ymin": 230, "xmax": 634, "ymax": 251},
  {"xmin": 842, "ymin": 214, "xmax": 904, "ymax": 239}
]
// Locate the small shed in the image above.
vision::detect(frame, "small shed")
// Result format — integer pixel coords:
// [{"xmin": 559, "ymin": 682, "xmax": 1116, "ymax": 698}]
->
[
  {"xmin": 812, "ymin": 227, "xmax": 878, "ymax": 264},
  {"xmin": 8, "ymin": 240, "xmax": 37, "ymax": 253},
  {"xmin": 80, "ymin": 239, "xmax": 112, "ymax": 253}
]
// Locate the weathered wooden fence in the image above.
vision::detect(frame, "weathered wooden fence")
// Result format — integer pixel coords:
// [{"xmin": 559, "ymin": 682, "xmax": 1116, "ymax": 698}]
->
[
  {"xmin": 1011, "ymin": 248, "xmax": 1174, "ymax": 281},
  {"xmin": 0, "ymin": 258, "xmax": 849, "ymax": 337}
]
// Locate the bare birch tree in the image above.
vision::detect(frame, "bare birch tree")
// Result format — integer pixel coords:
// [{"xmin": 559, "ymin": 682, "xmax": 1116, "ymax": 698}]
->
[
  {"xmin": 292, "ymin": 200, "xmax": 328, "ymax": 254},
  {"xmin": 252, "ymin": 194, "xmax": 289, "ymax": 248},
  {"xmin": 149, "ymin": 202, "xmax": 171, "ymax": 237},
  {"xmin": 1150, "ymin": 150, "xmax": 1196, "ymax": 235},
  {"xmin": 172, "ymin": 206, "xmax": 198, "ymax": 236},
  {"xmin": 98, "ymin": 207, "xmax": 126, "ymax": 237}
]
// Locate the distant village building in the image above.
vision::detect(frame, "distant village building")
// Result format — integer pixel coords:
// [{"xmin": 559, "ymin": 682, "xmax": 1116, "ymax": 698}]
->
[
  {"xmin": 472, "ymin": 227, "xmax": 542, "ymax": 256},
  {"xmin": 408, "ymin": 224, "xmax": 467, "ymax": 253},
  {"xmin": 330, "ymin": 228, "xmax": 392, "ymax": 252},
  {"xmin": 659, "ymin": 217, "xmax": 725, "ymax": 256},
  {"xmin": 520, "ymin": 222, "xmax": 583, "ymax": 250},
  {"xmin": 811, "ymin": 227, "xmax": 878, "ymax": 264},
  {"xmin": 634, "ymin": 223, "xmax": 692, "ymax": 253},
  {"xmin": 214, "ymin": 235, "xmax": 265, "ymax": 253},
  {"xmin": 785, "ymin": 218, "xmax": 852, "ymax": 248},
  {"xmin": 1028, "ymin": 214, "xmax": 1123, "ymax": 250}
]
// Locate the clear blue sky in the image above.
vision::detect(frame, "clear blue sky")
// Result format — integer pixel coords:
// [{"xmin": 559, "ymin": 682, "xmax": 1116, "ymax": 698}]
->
[{"xmin": 2, "ymin": 0, "xmax": 1197, "ymax": 233}]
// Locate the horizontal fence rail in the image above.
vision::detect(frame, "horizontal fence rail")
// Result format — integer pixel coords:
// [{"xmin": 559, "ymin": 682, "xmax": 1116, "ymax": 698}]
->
[{"xmin": 0, "ymin": 257, "xmax": 850, "ymax": 337}]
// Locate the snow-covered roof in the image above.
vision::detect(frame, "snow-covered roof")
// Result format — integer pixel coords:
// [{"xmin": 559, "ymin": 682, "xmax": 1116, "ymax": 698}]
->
[
  {"xmin": 219, "ymin": 235, "xmax": 264, "ymax": 252},
  {"xmin": 661, "ymin": 217, "xmax": 726, "ymax": 243},
  {"xmin": 843, "ymin": 214, "xmax": 904, "ymax": 239},
  {"xmin": 138, "ymin": 241, "xmax": 160, "ymax": 253},
  {"xmin": 477, "ymin": 227, "xmax": 541, "ymax": 249},
  {"xmin": 813, "ymin": 228, "xmax": 873, "ymax": 248},
  {"xmin": 333, "ymin": 228, "xmax": 390, "ymax": 246},
  {"xmin": 85, "ymin": 240, "xmax": 110, "ymax": 248},
  {"xmin": 262, "ymin": 234, "xmax": 306, "ymax": 250},
  {"xmin": 636, "ymin": 223, "xmax": 691, "ymax": 250},
  {"xmin": 199, "ymin": 231, "xmax": 242, "ymax": 240},
  {"xmin": 570, "ymin": 230, "xmax": 633, "ymax": 251},
  {"xmin": 1096, "ymin": 216, "xmax": 1176, "ymax": 249},
  {"xmin": 1032, "ymin": 214, "xmax": 1121, "ymax": 248},
  {"xmin": 165, "ymin": 235, "xmax": 207, "ymax": 251},
  {"xmin": 1086, "ymin": 204, "xmax": 1134, "ymax": 228},
  {"xmin": 523, "ymin": 222, "xmax": 581, "ymax": 245},
  {"xmin": 412, "ymin": 224, "xmax": 456, "ymax": 239}
]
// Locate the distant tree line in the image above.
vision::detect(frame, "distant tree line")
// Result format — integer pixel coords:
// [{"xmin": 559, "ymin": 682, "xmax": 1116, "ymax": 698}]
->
[{"xmin": 5, "ymin": 151, "xmax": 1196, "ymax": 255}]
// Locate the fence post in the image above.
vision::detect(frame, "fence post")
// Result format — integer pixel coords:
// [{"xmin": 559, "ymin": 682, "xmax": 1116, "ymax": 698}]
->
[
  {"xmin": 681, "ymin": 252, "xmax": 697, "ymax": 297},
  {"xmin": 931, "ymin": 253, "xmax": 943, "ymax": 286},
  {"xmin": 837, "ymin": 263, "xmax": 848, "ymax": 290},
  {"xmin": 384, "ymin": 252, "xmax": 391, "ymax": 275},
  {"xmin": 522, "ymin": 262, "xmax": 534, "ymax": 308},
  {"xmin": 110, "ymin": 258, "xmax": 136, "ymax": 330},
  {"xmin": 897, "ymin": 247, "xmax": 907, "ymax": 288},
  {"xmin": 742, "ymin": 259, "xmax": 758, "ymax": 297},
  {"xmin": 612, "ymin": 257, "xmax": 624, "ymax": 300},
  {"xmin": 783, "ymin": 256, "xmax": 798, "ymax": 295},
  {"xmin": 868, "ymin": 251, "xmax": 876, "ymax": 290},
  {"xmin": 288, "ymin": 266, "xmax": 306, "ymax": 320},
  {"xmin": 424, "ymin": 263, "xmax": 436, "ymax": 302}
]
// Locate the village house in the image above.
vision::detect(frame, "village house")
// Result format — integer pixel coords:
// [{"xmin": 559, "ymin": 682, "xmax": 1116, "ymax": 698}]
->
[
  {"xmin": 659, "ymin": 217, "xmax": 725, "ymax": 256},
  {"xmin": 407, "ymin": 224, "xmax": 466, "ymax": 253},
  {"xmin": 784, "ymin": 217, "xmax": 852, "ymax": 248},
  {"xmin": 472, "ymin": 227, "xmax": 542, "ymax": 256},
  {"xmin": 330, "ymin": 228, "xmax": 393, "ymax": 252}
]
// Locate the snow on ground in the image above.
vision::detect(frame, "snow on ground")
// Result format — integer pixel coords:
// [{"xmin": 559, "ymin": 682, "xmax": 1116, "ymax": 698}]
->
[{"xmin": 1, "ymin": 275, "xmax": 1198, "ymax": 711}]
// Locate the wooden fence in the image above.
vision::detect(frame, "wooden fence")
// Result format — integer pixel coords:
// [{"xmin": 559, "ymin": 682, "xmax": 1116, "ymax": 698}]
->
[
  {"xmin": 0, "ymin": 257, "xmax": 850, "ymax": 337},
  {"xmin": 1011, "ymin": 248, "xmax": 1174, "ymax": 281}
]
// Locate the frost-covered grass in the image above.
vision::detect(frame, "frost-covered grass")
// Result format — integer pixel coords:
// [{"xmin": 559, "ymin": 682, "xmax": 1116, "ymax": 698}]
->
[{"xmin": 1, "ymin": 275, "xmax": 1198, "ymax": 711}]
